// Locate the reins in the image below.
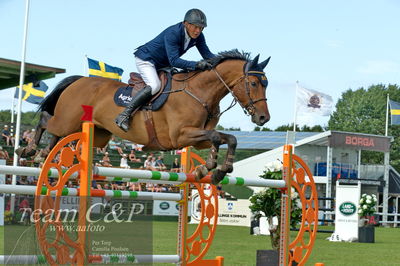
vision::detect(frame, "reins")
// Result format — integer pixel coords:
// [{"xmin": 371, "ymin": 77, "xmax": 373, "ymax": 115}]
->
[{"xmin": 161, "ymin": 62, "xmax": 267, "ymax": 120}]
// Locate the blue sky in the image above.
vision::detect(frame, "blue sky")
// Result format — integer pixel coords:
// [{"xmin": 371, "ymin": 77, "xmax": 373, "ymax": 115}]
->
[{"xmin": 1, "ymin": 0, "xmax": 399, "ymax": 130}]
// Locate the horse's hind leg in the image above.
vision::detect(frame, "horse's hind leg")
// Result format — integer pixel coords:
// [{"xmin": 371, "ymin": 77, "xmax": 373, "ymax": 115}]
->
[{"xmin": 16, "ymin": 111, "xmax": 52, "ymax": 158}]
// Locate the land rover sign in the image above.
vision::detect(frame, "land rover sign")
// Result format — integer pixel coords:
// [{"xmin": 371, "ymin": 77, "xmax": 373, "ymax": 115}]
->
[{"xmin": 339, "ymin": 202, "xmax": 356, "ymax": 216}]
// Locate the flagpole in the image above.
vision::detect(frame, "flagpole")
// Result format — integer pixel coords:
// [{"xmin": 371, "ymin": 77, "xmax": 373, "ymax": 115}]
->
[
  {"xmin": 11, "ymin": 88, "xmax": 15, "ymax": 123},
  {"xmin": 11, "ymin": 0, "xmax": 30, "ymax": 213},
  {"xmin": 293, "ymin": 81, "xmax": 299, "ymax": 133},
  {"xmin": 385, "ymin": 93, "xmax": 389, "ymax": 136},
  {"xmin": 84, "ymin": 54, "xmax": 88, "ymax": 76}
]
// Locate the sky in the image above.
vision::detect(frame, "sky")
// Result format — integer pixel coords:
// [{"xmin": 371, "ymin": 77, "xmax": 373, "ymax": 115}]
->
[{"xmin": 1, "ymin": 0, "xmax": 399, "ymax": 131}]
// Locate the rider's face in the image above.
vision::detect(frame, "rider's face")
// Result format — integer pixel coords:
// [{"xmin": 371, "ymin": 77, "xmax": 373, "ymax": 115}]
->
[{"xmin": 184, "ymin": 22, "xmax": 203, "ymax": 39}]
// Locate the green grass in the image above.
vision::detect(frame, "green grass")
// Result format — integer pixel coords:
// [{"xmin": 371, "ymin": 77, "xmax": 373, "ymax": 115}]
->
[{"xmin": 1, "ymin": 223, "xmax": 400, "ymax": 265}]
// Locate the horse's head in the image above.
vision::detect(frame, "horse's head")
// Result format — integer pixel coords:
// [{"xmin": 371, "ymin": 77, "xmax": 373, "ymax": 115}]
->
[{"xmin": 219, "ymin": 54, "xmax": 271, "ymax": 126}]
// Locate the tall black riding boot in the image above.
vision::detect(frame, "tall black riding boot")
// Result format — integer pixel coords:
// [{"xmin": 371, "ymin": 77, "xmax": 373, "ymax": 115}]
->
[{"xmin": 115, "ymin": 85, "xmax": 152, "ymax": 132}]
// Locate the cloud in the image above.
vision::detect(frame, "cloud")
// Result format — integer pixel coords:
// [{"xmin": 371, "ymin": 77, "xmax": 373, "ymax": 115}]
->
[{"xmin": 358, "ymin": 60, "xmax": 400, "ymax": 75}]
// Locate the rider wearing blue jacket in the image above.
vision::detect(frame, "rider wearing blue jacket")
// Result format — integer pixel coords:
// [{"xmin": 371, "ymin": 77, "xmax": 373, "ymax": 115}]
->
[{"xmin": 115, "ymin": 9, "xmax": 216, "ymax": 132}]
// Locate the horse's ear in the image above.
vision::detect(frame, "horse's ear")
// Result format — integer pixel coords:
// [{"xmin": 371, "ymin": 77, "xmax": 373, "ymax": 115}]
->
[
  {"xmin": 252, "ymin": 54, "xmax": 260, "ymax": 66},
  {"xmin": 258, "ymin": 56, "xmax": 271, "ymax": 70}
]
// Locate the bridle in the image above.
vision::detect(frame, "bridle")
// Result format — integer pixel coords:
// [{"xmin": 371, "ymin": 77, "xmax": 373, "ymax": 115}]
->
[
  {"xmin": 169, "ymin": 61, "xmax": 268, "ymax": 120},
  {"xmin": 213, "ymin": 62, "xmax": 268, "ymax": 116}
]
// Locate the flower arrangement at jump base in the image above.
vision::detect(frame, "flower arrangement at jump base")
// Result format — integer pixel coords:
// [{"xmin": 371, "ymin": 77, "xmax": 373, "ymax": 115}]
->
[
  {"xmin": 249, "ymin": 160, "xmax": 302, "ymax": 250},
  {"xmin": 358, "ymin": 193, "xmax": 377, "ymax": 226}
]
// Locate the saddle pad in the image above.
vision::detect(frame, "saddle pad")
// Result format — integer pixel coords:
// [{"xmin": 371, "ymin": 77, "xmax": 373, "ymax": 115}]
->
[{"xmin": 114, "ymin": 73, "xmax": 172, "ymax": 111}]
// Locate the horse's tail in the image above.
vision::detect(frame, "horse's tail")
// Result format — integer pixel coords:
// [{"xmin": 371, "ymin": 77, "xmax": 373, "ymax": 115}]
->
[{"xmin": 38, "ymin": 75, "xmax": 84, "ymax": 115}]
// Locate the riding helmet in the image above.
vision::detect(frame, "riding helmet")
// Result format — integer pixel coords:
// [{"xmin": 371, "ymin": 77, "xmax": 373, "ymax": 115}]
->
[{"xmin": 184, "ymin": 9, "xmax": 207, "ymax": 27}]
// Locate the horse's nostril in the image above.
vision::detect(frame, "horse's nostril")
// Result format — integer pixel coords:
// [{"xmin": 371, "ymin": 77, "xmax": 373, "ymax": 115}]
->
[{"xmin": 260, "ymin": 116, "xmax": 265, "ymax": 123}]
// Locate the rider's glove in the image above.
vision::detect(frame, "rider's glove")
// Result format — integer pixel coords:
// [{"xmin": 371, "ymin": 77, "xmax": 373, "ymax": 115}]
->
[{"xmin": 195, "ymin": 60, "xmax": 213, "ymax": 71}]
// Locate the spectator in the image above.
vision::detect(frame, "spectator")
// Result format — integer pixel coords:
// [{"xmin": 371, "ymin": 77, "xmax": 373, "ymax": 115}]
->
[
  {"xmin": 144, "ymin": 156, "xmax": 157, "ymax": 171},
  {"xmin": 102, "ymin": 152, "xmax": 112, "ymax": 167},
  {"xmin": 171, "ymin": 158, "xmax": 181, "ymax": 172},
  {"xmin": 2, "ymin": 125, "xmax": 14, "ymax": 146},
  {"xmin": 128, "ymin": 149, "xmax": 141, "ymax": 163},
  {"xmin": 129, "ymin": 182, "xmax": 142, "ymax": 191},
  {"xmin": 108, "ymin": 136, "xmax": 124, "ymax": 156},
  {"xmin": 0, "ymin": 146, "xmax": 9, "ymax": 160},
  {"xmin": 26, "ymin": 129, "xmax": 35, "ymax": 143},
  {"xmin": 155, "ymin": 156, "xmax": 167, "ymax": 170},
  {"xmin": 120, "ymin": 154, "xmax": 130, "ymax": 169},
  {"xmin": 130, "ymin": 142, "xmax": 143, "ymax": 151},
  {"xmin": 22, "ymin": 129, "xmax": 31, "ymax": 144}
]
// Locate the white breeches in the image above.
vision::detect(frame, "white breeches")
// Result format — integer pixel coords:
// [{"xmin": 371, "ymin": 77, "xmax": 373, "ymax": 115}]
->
[{"xmin": 135, "ymin": 56, "xmax": 161, "ymax": 95}]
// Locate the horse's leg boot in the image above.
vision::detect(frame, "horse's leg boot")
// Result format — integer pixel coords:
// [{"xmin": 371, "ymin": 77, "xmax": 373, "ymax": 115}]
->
[{"xmin": 115, "ymin": 85, "xmax": 152, "ymax": 132}]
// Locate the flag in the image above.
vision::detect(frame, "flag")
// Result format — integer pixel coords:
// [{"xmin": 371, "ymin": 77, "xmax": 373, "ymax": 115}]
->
[
  {"xmin": 296, "ymin": 86, "xmax": 333, "ymax": 116},
  {"xmin": 389, "ymin": 99, "xmax": 400, "ymax": 125},
  {"xmin": 87, "ymin": 57, "xmax": 123, "ymax": 81},
  {"xmin": 14, "ymin": 81, "xmax": 48, "ymax": 104}
]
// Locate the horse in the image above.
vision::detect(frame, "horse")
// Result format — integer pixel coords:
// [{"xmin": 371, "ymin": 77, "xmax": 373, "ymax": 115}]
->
[{"xmin": 18, "ymin": 50, "xmax": 271, "ymax": 184}]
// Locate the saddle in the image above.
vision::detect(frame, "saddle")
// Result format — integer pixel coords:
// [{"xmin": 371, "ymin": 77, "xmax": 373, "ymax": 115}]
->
[
  {"xmin": 113, "ymin": 69, "xmax": 173, "ymax": 111},
  {"xmin": 114, "ymin": 69, "xmax": 175, "ymax": 151}
]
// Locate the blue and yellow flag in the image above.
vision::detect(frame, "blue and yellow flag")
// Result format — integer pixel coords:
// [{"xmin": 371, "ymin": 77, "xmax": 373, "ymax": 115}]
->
[
  {"xmin": 87, "ymin": 57, "xmax": 123, "ymax": 81},
  {"xmin": 14, "ymin": 81, "xmax": 48, "ymax": 104},
  {"xmin": 389, "ymin": 99, "xmax": 400, "ymax": 125}
]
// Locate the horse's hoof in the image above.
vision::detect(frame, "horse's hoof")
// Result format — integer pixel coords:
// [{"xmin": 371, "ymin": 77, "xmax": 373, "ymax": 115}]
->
[
  {"xmin": 194, "ymin": 165, "xmax": 208, "ymax": 181},
  {"xmin": 205, "ymin": 159, "xmax": 217, "ymax": 171},
  {"xmin": 211, "ymin": 169, "xmax": 226, "ymax": 185}
]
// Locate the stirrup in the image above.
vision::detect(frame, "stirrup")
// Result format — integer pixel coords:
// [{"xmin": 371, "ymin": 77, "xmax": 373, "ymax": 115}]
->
[{"xmin": 115, "ymin": 114, "xmax": 130, "ymax": 132}]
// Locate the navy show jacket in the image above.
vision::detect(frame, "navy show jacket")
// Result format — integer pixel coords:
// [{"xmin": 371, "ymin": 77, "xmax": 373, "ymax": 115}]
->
[{"xmin": 134, "ymin": 22, "xmax": 215, "ymax": 70}]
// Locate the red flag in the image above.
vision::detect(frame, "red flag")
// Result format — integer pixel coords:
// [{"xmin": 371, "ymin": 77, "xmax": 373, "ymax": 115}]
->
[{"xmin": 81, "ymin": 105, "xmax": 93, "ymax": 121}]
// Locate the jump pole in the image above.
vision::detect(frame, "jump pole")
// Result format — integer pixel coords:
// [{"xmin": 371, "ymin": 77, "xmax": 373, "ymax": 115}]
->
[{"xmin": 9, "ymin": 105, "xmax": 318, "ymax": 265}]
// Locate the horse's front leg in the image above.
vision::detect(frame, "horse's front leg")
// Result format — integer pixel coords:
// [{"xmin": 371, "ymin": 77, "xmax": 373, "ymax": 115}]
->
[
  {"xmin": 210, "ymin": 132, "xmax": 237, "ymax": 185},
  {"xmin": 176, "ymin": 128, "xmax": 237, "ymax": 184}
]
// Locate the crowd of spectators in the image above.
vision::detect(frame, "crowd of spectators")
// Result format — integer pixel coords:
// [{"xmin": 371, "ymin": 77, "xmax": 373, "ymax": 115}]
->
[{"xmin": 1, "ymin": 132, "xmax": 227, "ymax": 215}]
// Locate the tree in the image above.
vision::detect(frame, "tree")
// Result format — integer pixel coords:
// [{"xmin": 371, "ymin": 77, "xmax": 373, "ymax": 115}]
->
[
  {"xmin": 254, "ymin": 126, "xmax": 272, "ymax": 131},
  {"xmin": 328, "ymin": 84, "xmax": 400, "ymax": 170}
]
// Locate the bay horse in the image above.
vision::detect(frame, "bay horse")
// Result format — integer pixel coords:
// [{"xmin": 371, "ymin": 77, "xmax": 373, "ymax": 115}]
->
[{"xmin": 18, "ymin": 50, "xmax": 270, "ymax": 184}]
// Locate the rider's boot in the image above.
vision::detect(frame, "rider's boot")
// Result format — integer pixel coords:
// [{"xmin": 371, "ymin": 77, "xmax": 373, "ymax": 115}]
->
[{"xmin": 115, "ymin": 85, "xmax": 153, "ymax": 132}]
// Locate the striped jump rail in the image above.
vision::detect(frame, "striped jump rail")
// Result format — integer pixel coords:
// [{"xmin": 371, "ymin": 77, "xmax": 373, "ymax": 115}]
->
[
  {"xmin": 0, "ymin": 184, "xmax": 182, "ymax": 201},
  {"xmin": 0, "ymin": 254, "xmax": 180, "ymax": 264},
  {"xmin": 0, "ymin": 165, "xmax": 286, "ymax": 188}
]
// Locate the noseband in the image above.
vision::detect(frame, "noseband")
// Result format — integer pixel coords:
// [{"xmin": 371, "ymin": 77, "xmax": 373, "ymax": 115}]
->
[{"xmin": 213, "ymin": 63, "xmax": 268, "ymax": 116}]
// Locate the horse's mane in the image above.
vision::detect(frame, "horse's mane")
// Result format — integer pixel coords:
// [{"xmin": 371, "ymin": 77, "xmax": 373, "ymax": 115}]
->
[{"xmin": 208, "ymin": 49, "xmax": 251, "ymax": 67}]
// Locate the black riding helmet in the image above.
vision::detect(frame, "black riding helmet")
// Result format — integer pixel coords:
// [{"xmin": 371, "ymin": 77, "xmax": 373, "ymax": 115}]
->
[{"xmin": 184, "ymin": 9, "xmax": 207, "ymax": 28}]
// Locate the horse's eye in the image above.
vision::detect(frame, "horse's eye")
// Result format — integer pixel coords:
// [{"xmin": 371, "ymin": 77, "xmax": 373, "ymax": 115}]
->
[{"xmin": 251, "ymin": 82, "xmax": 257, "ymax": 87}]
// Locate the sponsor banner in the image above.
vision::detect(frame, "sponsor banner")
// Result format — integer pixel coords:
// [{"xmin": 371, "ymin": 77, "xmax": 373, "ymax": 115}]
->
[
  {"xmin": 332, "ymin": 181, "xmax": 360, "ymax": 241},
  {"xmin": 190, "ymin": 190, "xmax": 251, "ymax": 227},
  {"xmin": 60, "ymin": 196, "xmax": 103, "ymax": 214},
  {"xmin": 153, "ymin": 200, "xmax": 180, "ymax": 216},
  {"xmin": 329, "ymin": 131, "xmax": 390, "ymax": 152}
]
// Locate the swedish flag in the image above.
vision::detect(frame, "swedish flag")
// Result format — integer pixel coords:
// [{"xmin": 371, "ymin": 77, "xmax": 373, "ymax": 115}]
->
[
  {"xmin": 15, "ymin": 81, "xmax": 48, "ymax": 104},
  {"xmin": 389, "ymin": 99, "xmax": 400, "ymax": 125},
  {"xmin": 87, "ymin": 58, "xmax": 123, "ymax": 81}
]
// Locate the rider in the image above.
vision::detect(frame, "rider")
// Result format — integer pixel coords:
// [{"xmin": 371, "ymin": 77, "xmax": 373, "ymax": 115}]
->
[{"xmin": 115, "ymin": 8, "xmax": 216, "ymax": 131}]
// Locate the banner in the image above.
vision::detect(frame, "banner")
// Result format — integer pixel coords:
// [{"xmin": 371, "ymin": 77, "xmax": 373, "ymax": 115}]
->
[
  {"xmin": 190, "ymin": 190, "xmax": 251, "ymax": 227},
  {"xmin": 331, "ymin": 181, "xmax": 360, "ymax": 242}
]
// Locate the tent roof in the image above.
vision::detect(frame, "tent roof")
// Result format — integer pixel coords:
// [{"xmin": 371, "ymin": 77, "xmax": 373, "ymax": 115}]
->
[{"xmin": 0, "ymin": 58, "xmax": 65, "ymax": 90}]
